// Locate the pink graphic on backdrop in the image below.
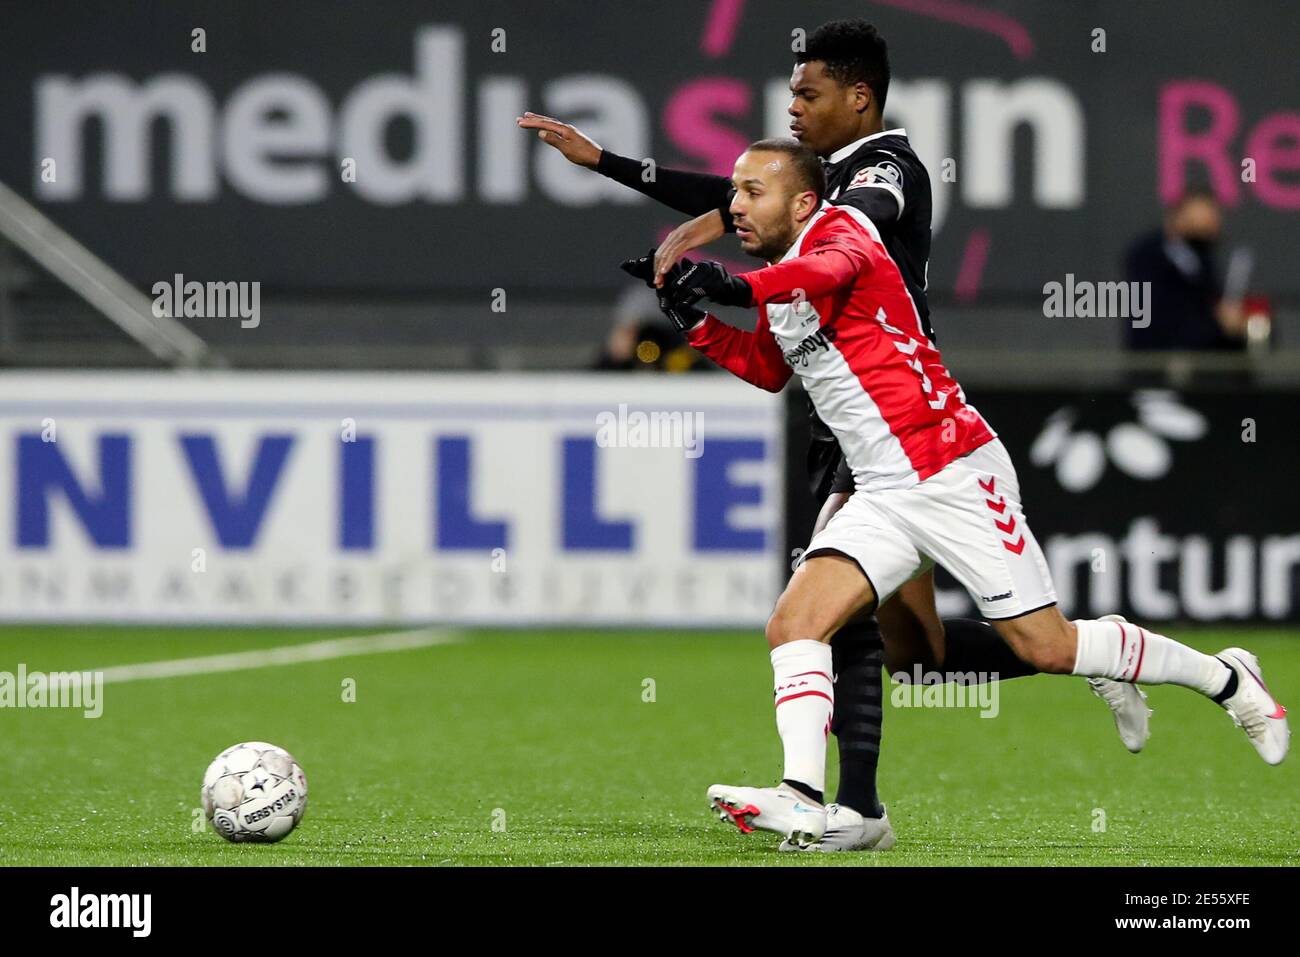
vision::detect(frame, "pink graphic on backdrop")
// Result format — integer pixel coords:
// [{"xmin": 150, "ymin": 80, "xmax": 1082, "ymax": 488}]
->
[
  {"xmin": 664, "ymin": 78, "xmax": 753, "ymax": 176},
  {"xmin": 701, "ymin": 0, "xmax": 747, "ymax": 58},
  {"xmin": 1158, "ymin": 81, "xmax": 1241, "ymax": 206},
  {"xmin": 869, "ymin": 0, "xmax": 1034, "ymax": 60},
  {"xmin": 1244, "ymin": 113, "xmax": 1300, "ymax": 210},
  {"xmin": 953, "ymin": 228, "xmax": 991, "ymax": 303}
]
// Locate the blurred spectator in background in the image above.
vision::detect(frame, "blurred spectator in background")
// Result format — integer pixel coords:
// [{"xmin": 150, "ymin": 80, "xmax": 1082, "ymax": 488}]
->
[
  {"xmin": 592, "ymin": 285, "xmax": 707, "ymax": 372},
  {"xmin": 1124, "ymin": 188, "xmax": 1248, "ymax": 351}
]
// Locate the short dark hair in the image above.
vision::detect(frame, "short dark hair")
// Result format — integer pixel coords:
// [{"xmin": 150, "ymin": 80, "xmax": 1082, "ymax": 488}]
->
[
  {"xmin": 796, "ymin": 19, "xmax": 890, "ymax": 111},
  {"xmin": 746, "ymin": 138, "xmax": 826, "ymax": 202}
]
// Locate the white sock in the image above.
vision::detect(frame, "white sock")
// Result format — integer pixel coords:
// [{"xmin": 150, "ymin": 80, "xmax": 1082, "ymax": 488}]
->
[
  {"xmin": 771, "ymin": 639, "xmax": 834, "ymax": 795},
  {"xmin": 1071, "ymin": 618, "xmax": 1230, "ymax": 696}
]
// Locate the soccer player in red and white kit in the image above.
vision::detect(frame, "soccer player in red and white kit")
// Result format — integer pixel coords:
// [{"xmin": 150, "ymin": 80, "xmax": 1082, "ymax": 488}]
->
[
  {"xmin": 534, "ymin": 19, "xmax": 1151, "ymax": 852},
  {"xmin": 637, "ymin": 139, "xmax": 1289, "ymax": 848}
]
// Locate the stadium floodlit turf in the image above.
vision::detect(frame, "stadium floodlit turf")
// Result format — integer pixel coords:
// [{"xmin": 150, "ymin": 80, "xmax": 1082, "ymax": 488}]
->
[{"xmin": 1, "ymin": 625, "xmax": 1297, "ymax": 866}]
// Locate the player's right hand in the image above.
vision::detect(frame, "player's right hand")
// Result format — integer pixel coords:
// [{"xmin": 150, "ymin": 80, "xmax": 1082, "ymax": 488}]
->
[
  {"xmin": 654, "ymin": 211, "xmax": 726, "ymax": 287},
  {"xmin": 516, "ymin": 112, "xmax": 602, "ymax": 169},
  {"xmin": 654, "ymin": 294, "xmax": 707, "ymax": 334}
]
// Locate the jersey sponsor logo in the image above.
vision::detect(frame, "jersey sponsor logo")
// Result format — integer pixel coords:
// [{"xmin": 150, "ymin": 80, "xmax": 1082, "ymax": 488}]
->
[{"xmin": 783, "ymin": 326, "xmax": 837, "ymax": 367}]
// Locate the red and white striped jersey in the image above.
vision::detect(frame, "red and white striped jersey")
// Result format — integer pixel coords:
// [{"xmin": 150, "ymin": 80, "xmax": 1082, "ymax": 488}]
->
[{"xmin": 687, "ymin": 204, "xmax": 993, "ymax": 491}]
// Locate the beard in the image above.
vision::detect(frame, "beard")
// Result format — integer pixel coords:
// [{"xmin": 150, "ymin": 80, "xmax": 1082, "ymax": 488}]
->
[{"xmin": 742, "ymin": 223, "xmax": 798, "ymax": 264}]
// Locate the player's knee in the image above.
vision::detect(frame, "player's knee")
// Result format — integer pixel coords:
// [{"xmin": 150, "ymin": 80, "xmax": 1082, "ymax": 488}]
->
[
  {"xmin": 765, "ymin": 607, "xmax": 825, "ymax": 649},
  {"xmin": 764, "ymin": 609, "xmax": 793, "ymax": 649}
]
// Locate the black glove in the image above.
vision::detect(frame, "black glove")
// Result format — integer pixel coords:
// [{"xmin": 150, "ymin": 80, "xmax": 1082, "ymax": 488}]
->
[
  {"xmin": 620, "ymin": 249, "xmax": 706, "ymax": 333},
  {"xmin": 654, "ymin": 293, "xmax": 707, "ymax": 334},
  {"xmin": 619, "ymin": 249, "xmax": 658, "ymax": 288},
  {"xmin": 662, "ymin": 258, "xmax": 753, "ymax": 308},
  {"xmin": 619, "ymin": 248, "xmax": 694, "ymax": 290}
]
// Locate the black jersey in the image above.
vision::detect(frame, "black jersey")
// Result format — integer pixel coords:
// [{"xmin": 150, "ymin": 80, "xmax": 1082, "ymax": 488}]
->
[
  {"xmin": 822, "ymin": 130, "xmax": 932, "ymax": 339},
  {"xmin": 809, "ymin": 130, "xmax": 935, "ymax": 500}
]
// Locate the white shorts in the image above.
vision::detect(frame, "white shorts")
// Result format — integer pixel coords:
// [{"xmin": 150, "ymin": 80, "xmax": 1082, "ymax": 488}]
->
[{"xmin": 801, "ymin": 438, "xmax": 1057, "ymax": 619}]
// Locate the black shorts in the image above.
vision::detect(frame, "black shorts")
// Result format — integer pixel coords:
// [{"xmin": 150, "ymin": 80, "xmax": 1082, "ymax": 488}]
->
[
  {"xmin": 828, "ymin": 457, "xmax": 854, "ymax": 496},
  {"xmin": 807, "ymin": 401, "xmax": 854, "ymax": 503},
  {"xmin": 807, "ymin": 441, "xmax": 854, "ymax": 504}
]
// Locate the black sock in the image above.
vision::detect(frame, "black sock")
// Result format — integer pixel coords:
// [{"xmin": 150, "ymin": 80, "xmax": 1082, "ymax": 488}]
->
[
  {"xmin": 1212, "ymin": 663, "xmax": 1238, "ymax": 703},
  {"xmin": 940, "ymin": 617, "xmax": 1038, "ymax": 681},
  {"xmin": 829, "ymin": 620, "xmax": 885, "ymax": 818},
  {"xmin": 781, "ymin": 779, "xmax": 824, "ymax": 806}
]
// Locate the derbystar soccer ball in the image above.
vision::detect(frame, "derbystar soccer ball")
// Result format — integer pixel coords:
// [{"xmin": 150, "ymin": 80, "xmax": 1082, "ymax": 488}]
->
[{"xmin": 201, "ymin": 742, "xmax": 308, "ymax": 843}]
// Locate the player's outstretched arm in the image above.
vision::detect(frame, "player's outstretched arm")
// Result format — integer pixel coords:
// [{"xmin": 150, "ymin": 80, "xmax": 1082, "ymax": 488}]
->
[
  {"xmin": 516, "ymin": 112, "xmax": 602, "ymax": 168},
  {"xmin": 739, "ymin": 240, "xmax": 868, "ymax": 304},
  {"xmin": 518, "ymin": 112, "xmax": 734, "ymax": 219},
  {"xmin": 684, "ymin": 309, "xmax": 792, "ymax": 394},
  {"xmin": 656, "ymin": 245, "xmax": 865, "ymax": 314}
]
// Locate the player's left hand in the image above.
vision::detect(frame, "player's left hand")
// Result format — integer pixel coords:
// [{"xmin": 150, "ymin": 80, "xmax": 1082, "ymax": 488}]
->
[{"xmin": 661, "ymin": 259, "xmax": 753, "ymax": 309}]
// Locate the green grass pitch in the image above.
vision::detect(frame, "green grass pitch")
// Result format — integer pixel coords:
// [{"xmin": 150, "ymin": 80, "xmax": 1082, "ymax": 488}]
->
[{"xmin": 1, "ymin": 624, "xmax": 1297, "ymax": 866}]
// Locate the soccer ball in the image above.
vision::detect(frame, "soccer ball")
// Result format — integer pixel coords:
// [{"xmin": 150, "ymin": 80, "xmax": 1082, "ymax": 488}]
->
[{"xmin": 201, "ymin": 741, "xmax": 308, "ymax": 843}]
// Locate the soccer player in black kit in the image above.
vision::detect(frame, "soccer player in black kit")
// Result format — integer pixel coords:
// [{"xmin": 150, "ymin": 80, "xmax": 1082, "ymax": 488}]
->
[{"xmin": 520, "ymin": 19, "xmax": 1147, "ymax": 851}]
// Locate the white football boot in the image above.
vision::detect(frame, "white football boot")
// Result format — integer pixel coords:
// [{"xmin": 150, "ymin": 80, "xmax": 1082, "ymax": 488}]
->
[
  {"xmin": 707, "ymin": 783, "xmax": 826, "ymax": 848},
  {"xmin": 1215, "ymin": 647, "xmax": 1289, "ymax": 765},
  {"xmin": 1087, "ymin": 614, "xmax": 1152, "ymax": 752},
  {"xmin": 779, "ymin": 803, "xmax": 895, "ymax": 852}
]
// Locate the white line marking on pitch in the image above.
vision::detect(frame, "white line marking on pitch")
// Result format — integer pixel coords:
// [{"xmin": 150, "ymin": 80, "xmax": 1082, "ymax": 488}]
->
[{"xmin": 94, "ymin": 628, "xmax": 464, "ymax": 684}]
